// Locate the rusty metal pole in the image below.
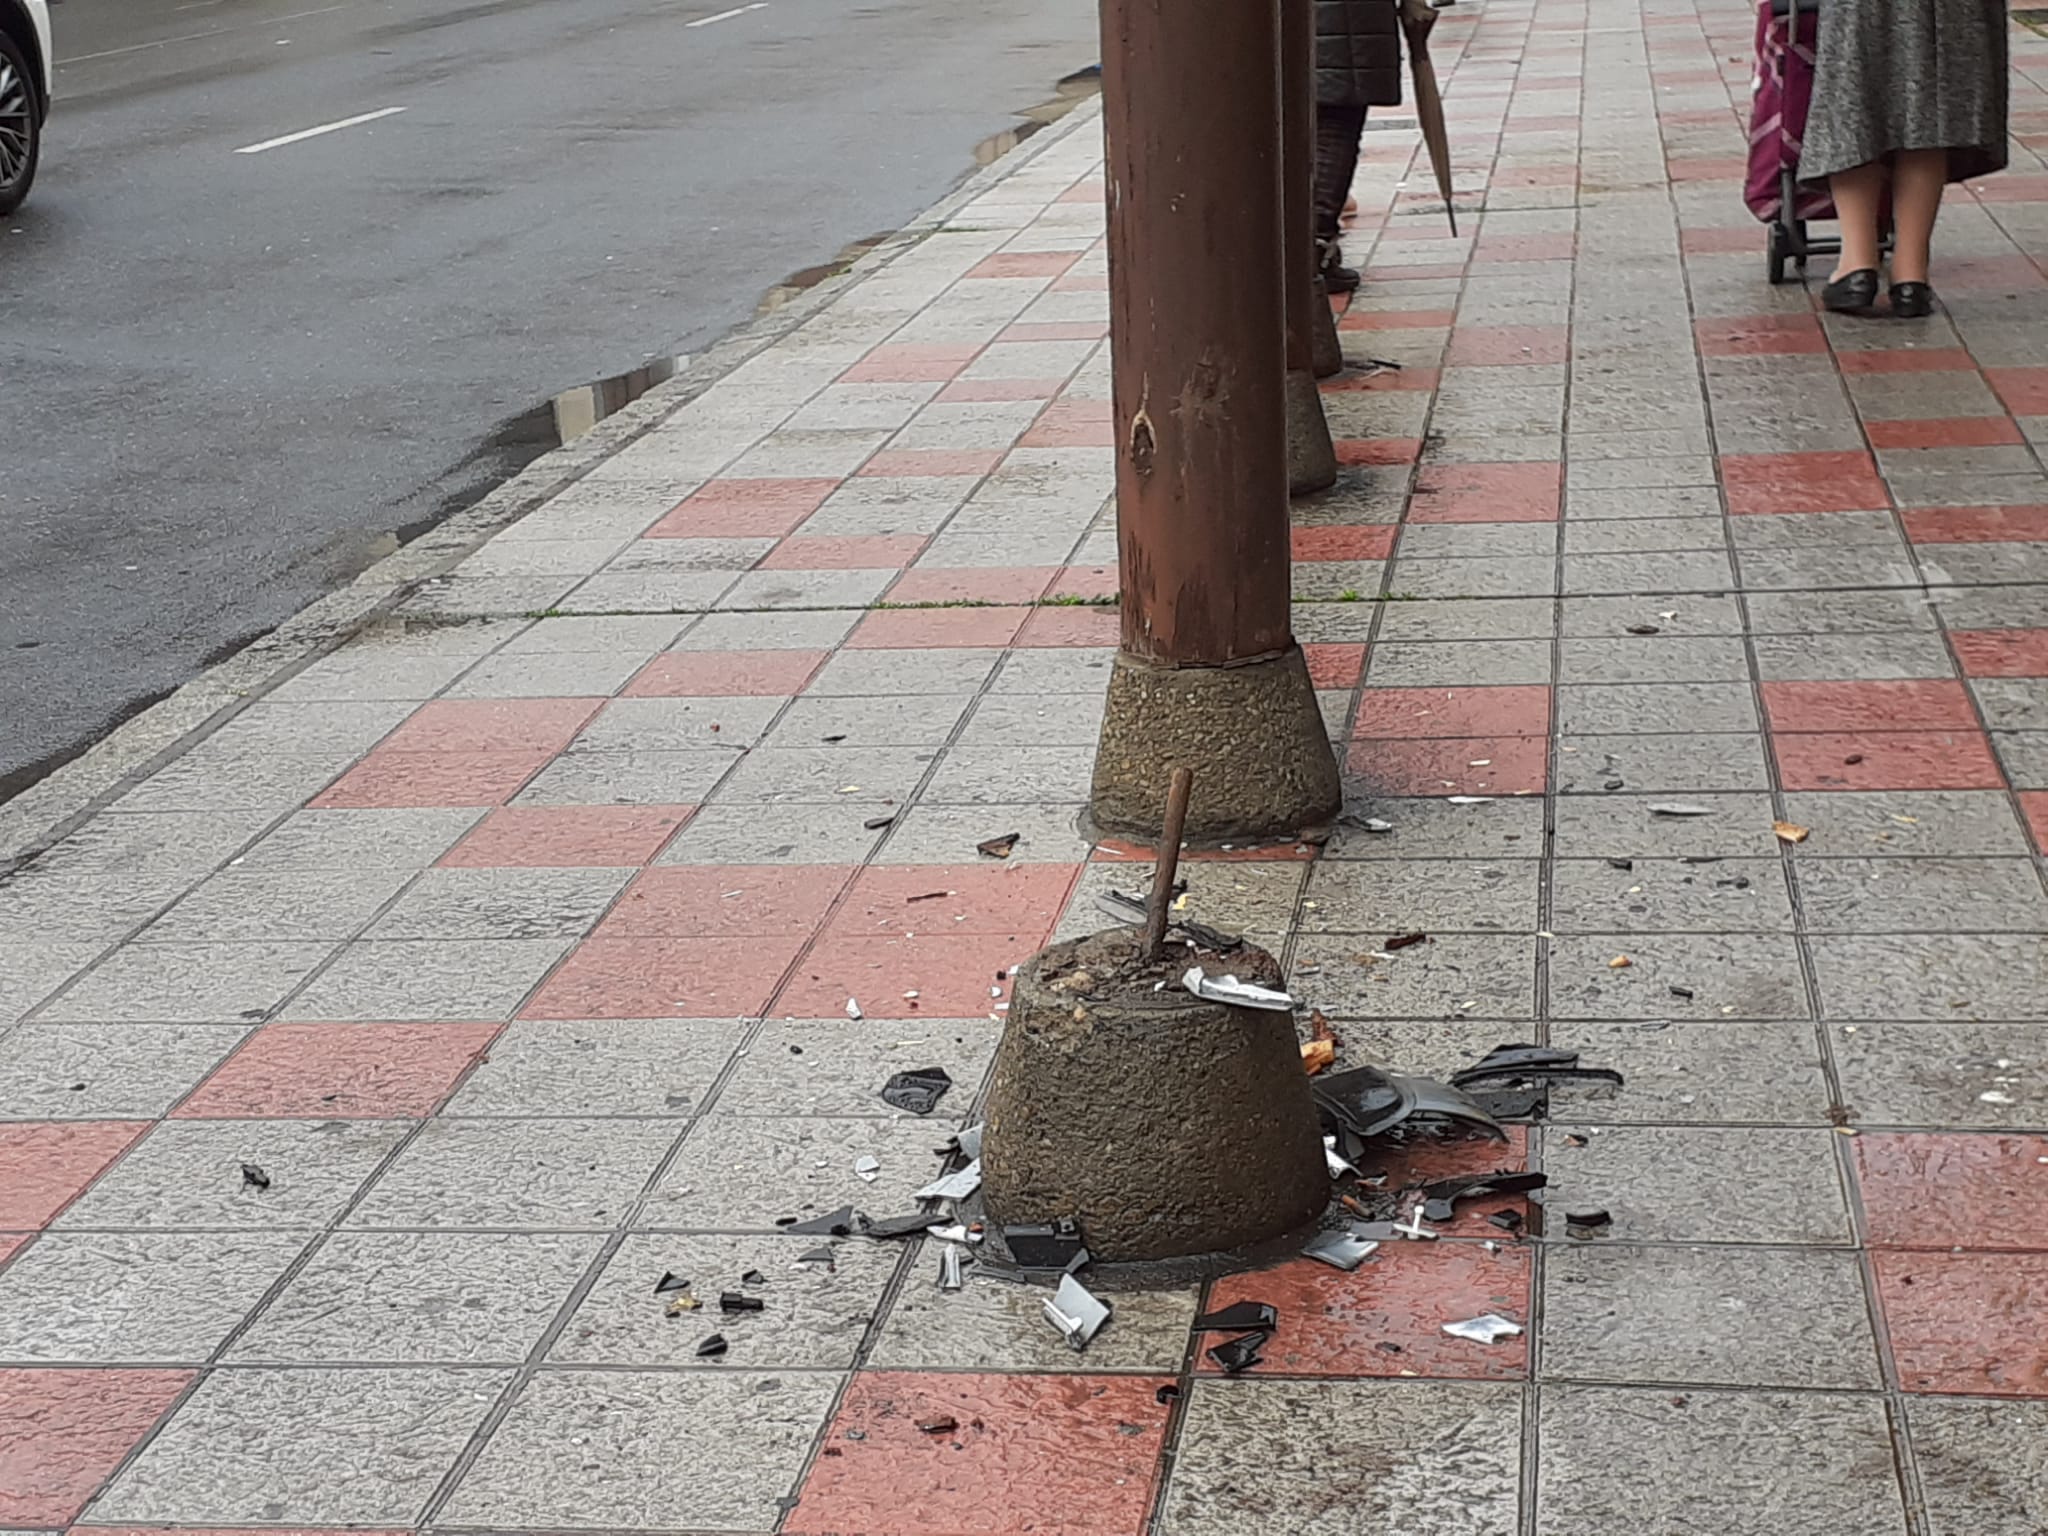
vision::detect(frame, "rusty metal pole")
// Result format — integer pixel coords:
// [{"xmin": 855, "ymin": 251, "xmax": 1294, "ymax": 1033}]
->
[
  {"xmin": 1282, "ymin": 0, "xmax": 1338, "ymax": 495},
  {"xmin": 1089, "ymin": 0, "xmax": 1343, "ymax": 844}
]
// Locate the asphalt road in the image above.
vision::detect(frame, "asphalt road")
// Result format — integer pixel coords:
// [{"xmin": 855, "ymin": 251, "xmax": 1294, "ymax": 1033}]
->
[{"xmin": 0, "ymin": 0, "xmax": 1098, "ymax": 798}]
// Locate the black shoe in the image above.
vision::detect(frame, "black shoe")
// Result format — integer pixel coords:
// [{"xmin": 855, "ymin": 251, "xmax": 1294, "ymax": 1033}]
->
[
  {"xmin": 1821, "ymin": 268, "xmax": 1880, "ymax": 314},
  {"xmin": 1322, "ymin": 260, "xmax": 1361, "ymax": 295},
  {"xmin": 1890, "ymin": 281, "xmax": 1936, "ymax": 318}
]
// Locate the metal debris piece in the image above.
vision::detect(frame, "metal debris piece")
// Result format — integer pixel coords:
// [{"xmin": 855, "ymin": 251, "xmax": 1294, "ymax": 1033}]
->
[
  {"xmin": 880, "ymin": 1067, "xmax": 954, "ymax": 1116},
  {"xmin": 1043, "ymin": 1273, "xmax": 1112, "ymax": 1351},
  {"xmin": 240, "ymin": 1162, "xmax": 271, "ymax": 1190},
  {"xmin": 1195, "ymin": 1301, "xmax": 1278, "ymax": 1332},
  {"xmin": 1442, "ymin": 1313, "xmax": 1524, "ymax": 1344},
  {"xmin": 719, "ymin": 1293, "xmax": 765, "ymax": 1313},
  {"xmin": 976, "ymin": 832, "xmax": 1021, "ymax": 859},
  {"xmin": 854, "ymin": 1155, "xmax": 881, "ymax": 1183},
  {"xmin": 1181, "ymin": 967, "xmax": 1297, "ymax": 1011},
  {"xmin": 696, "ymin": 1334, "xmax": 728, "ymax": 1358},
  {"xmin": 1649, "ymin": 802, "xmax": 1713, "ymax": 817},
  {"xmin": 654, "ymin": 1271, "xmax": 692, "ymax": 1295},
  {"xmin": 937, "ymin": 1243, "xmax": 966, "ymax": 1291},
  {"xmin": 1005, "ymin": 1217, "xmax": 1088, "ymax": 1272},
  {"xmin": 953, "ymin": 1123, "xmax": 985, "ymax": 1161},
  {"xmin": 1304, "ymin": 1230, "xmax": 1381, "ymax": 1270},
  {"xmin": 1565, "ymin": 1208, "xmax": 1613, "ymax": 1239},
  {"xmin": 1324, "ymin": 1135, "xmax": 1358, "ymax": 1180},
  {"xmin": 914, "ymin": 1159, "xmax": 982, "ymax": 1203},
  {"xmin": 1206, "ymin": 1331, "xmax": 1268, "ymax": 1374},
  {"xmin": 785, "ymin": 1205, "xmax": 867, "ymax": 1237},
  {"xmin": 1773, "ymin": 820, "xmax": 1811, "ymax": 844},
  {"xmin": 1385, "ymin": 932, "xmax": 1429, "ymax": 952}
]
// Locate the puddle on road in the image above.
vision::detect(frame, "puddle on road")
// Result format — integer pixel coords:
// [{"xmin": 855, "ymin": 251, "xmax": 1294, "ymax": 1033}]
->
[{"xmin": 971, "ymin": 62, "xmax": 1101, "ymax": 166}]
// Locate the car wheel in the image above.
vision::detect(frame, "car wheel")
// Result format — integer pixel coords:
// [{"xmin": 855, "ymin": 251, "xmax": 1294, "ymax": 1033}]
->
[{"xmin": 0, "ymin": 30, "xmax": 40, "ymax": 215}]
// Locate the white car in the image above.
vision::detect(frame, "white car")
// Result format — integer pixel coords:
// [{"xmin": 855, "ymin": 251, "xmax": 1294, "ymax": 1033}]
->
[{"xmin": 0, "ymin": 0, "xmax": 49, "ymax": 212}]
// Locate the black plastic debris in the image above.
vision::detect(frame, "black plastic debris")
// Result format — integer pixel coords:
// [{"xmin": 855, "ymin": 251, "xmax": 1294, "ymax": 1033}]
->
[
  {"xmin": 696, "ymin": 1334, "xmax": 729, "ymax": 1358},
  {"xmin": 1626, "ymin": 623, "xmax": 1660, "ymax": 635},
  {"xmin": 863, "ymin": 815, "xmax": 897, "ymax": 831},
  {"xmin": 785, "ymin": 1205, "xmax": 867, "ymax": 1237},
  {"xmin": 880, "ymin": 1067, "xmax": 954, "ymax": 1117},
  {"xmin": 798, "ymin": 1248, "xmax": 838, "ymax": 1268},
  {"xmin": 1467, "ymin": 1086, "xmax": 1548, "ymax": 1121},
  {"xmin": 1565, "ymin": 1209, "xmax": 1613, "ymax": 1239},
  {"xmin": 1384, "ymin": 932, "xmax": 1429, "ymax": 951},
  {"xmin": 720, "ymin": 1292, "xmax": 765, "ymax": 1313},
  {"xmin": 741, "ymin": 1269, "xmax": 766, "ymax": 1286},
  {"xmin": 917, "ymin": 1415, "xmax": 959, "ymax": 1435},
  {"xmin": 1207, "ymin": 1332, "xmax": 1268, "ymax": 1375},
  {"xmin": 1670, "ymin": 985, "xmax": 1696, "ymax": 1000},
  {"xmin": 1315, "ymin": 1064, "xmax": 1508, "ymax": 1148},
  {"xmin": 1488, "ymin": 1210, "xmax": 1525, "ymax": 1235},
  {"xmin": 1452, "ymin": 1045, "xmax": 1623, "ymax": 1091},
  {"xmin": 1606, "ymin": 858, "xmax": 1634, "ymax": 871},
  {"xmin": 240, "ymin": 1162, "xmax": 271, "ymax": 1190},
  {"xmin": 865, "ymin": 1211, "xmax": 946, "ymax": 1241},
  {"xmin": 1417, "ymin": 1171, "xmax": 1549, "ymax": 1223},
  {"xmin": 976, "ymin": 832, "xmax": 1021, "ymax": 859},
  {"xmin": 1194, "ymin": 1301, "xmax": 1279, "ymax": 1333},
  {"xmin": 654, "ymin": 1272, "xmax": 691, "ymax": 1295},
  {"xmin": 1005, "ymin": 1217, "xmax": 1088, "ymax": 1273}
]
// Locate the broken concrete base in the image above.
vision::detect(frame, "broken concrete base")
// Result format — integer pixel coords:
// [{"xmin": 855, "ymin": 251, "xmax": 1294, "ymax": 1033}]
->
[
  {"xmin": 1286, "ymin": 368, "xmax": 1338, "ymax": 497},
  {"xmin": 1089, "ymin": 646, "xmax": 1342, "ymax": 844},
  {"xmin": 982, "ymin": 929, "xmax": 1329, "ymax": 1263},
  {"xmin": 1310, "ymin": 276, "xmax": 1343, "ymax": 379}
]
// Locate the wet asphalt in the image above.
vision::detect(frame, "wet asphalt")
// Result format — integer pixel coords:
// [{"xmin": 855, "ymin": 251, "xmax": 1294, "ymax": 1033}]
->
[{"xmin": 0, "ymin": 0, "xmax": 1097, "ymax": 798}]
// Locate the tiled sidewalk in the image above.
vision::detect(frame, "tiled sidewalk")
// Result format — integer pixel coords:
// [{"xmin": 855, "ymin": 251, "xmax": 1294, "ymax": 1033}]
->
[{"xmin": 6, "ymin": 1, "xmax": 2048, "ymax": 1532}]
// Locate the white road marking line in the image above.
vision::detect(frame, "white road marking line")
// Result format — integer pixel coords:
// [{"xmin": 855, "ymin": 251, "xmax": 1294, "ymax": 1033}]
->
[
  {"xmin": 685, "ymin": 2, "xmax": 766, "ymax": 26},
  {"xmin": 234, "ymin": 105, "xmax": 406, "ymax": 155}
]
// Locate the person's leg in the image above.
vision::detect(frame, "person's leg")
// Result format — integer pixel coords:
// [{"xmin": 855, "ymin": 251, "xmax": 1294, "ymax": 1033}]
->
[
  {"xmin": 1828, "ymin": 159, "xmax": 1888, "ymax": 278},
  {"xmin": 1312, "ymin": 102, "xmax": 1367, "ymax": 251},
  {"xmin": 1889, "ymin": 147, "xmax": 1949, "ymax": 284}
]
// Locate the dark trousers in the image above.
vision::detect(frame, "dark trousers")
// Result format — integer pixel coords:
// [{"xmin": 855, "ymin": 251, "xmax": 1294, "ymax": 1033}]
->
[{"xmin": 1314, "ymin": 102, "xmax": 1369, "ymax": 248}]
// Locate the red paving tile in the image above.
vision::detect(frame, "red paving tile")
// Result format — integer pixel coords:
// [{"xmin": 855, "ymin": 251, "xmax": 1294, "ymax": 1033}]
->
[
  {"xmin": 1446, "ymin": 325, "xmax": 1570, "ymax": 366},
  {"xmin": 1051, "ymin": 272, "xmax": 1110, "ymax": 292},
  {"xmin": 1306, "ymin": 643, "xmax": 1368, "ymax": 688},
  {"xmin": 1200, "ymin": 1243, "xmax": 1531, "ymax": 1380},
  {"xmin": 1056, "ymin": 179, "xmax": 1104, "ymax": 204},
  {"xmin": 1951, "ymin": 628, "xmax": 2048, "ymax": 677},
  {"xmin": 1865, "ymin": 417, "xmax": 2024, "ymax": 450},
  {"xmin": 1362, "ymin": 261, "xmax": 1469, "ymax": 282},
  {"xmin": 1835, "ymin": 347, "xmax": 1979, "ymax": 374},
  {"xmin": 787, "ymin": 1371, "xmax": 1171, "ymax": 1536},
  {"xmin": 379, "ymin": 699, "xmax": 602, "ymax": 756},
  {"xmin": 175, "ymin": 1021, "xmax": 501, "ymax": 1118},
  {"xmin": 1772, "ymin": 731, "xmax": 2005, "ymax": 792},
  {"xmin": 1721, "ymin": 450, "xmax": 1888, "ymax": 515},
  {"xmin": 625, "ymin": 649, "xmax": 828, "ymax": 697},
  {"xmin": 1496, "ymin": 163, "xmax": 1582, "ymax": 187},
  {"xmin": 1347, "ymin": 736, "xmax": 1549, "ymax": 797},
  {"xmin": 832, "ymin": 864, "xmax": 1079, "ymax": 938},
  {"xmin": 1695, "ymin": 313, "xmax": 1828, "ymax": 356},
  {"xmin": 439, "ymin": 805, "xmax": 693, "ymax": 867},
  {"xmin": 1900, "ymin": 505, "xmax": 2048, "ymax": 543},
  {"xmin": 1016, "ymin": 605, "xmax": 1120, "ymax": 648},
  {"xmin": 522, "ymin": 936, "xmax": 804, "ymax": 1019},
  {"xmin": 1338, "ymin": 308, "xmax": 1457, "ymax": 332},
  {"xmin": 1876, "ymin": 1251, "xmax": 2048, "ymax": 1396},
  {"xmin": 0, "ymin": 1234, "xmax": 29, "ymax": 1269},
  {"xmin": 778, "ymin": 932, "xmax": 1031, "ymax": 1019},
  {"xmin": 1963, "ymin": 173, "xmax": 2048, "ymax": 202},
  {"xmin": 1941, "ymin": 253, "xmax": 2048, "ymax": 292},
  {"xmin": 757, "ymin": 535, "xmax": 928, "ymax": 570},
  {"xmin": 935, "ymin": 377, "xmax": 1071, "ymax": 403},
  {"xmin": 1293, "ymin": 526, "xmax": 1398, "ymax": 562},
  {"xmin": 1760, "ymin": 679, "xmax": 1979, "ymax": 733},
  {"xmin": 1354, "ymin": 685, "xmax": 1553, "ymax": 738},
  {"xmin": 1322, "ymin": 364, "xmax": 1440, "ymax": 393},
  {"xmin": 647, "ymin": 478, "xmax": 842, "ymax": 538},
  {"xmin": 1681, "ymin": 226, "xmax": 1767, "ymax": 255},
  {"xmin": 1856, "ymin": 1133, "xmax": 2048, "ymax": 1251},
  {"xmin": 841, "ymin": 345, "xmax": 982, "ymax": 384},
  {"xmin": 1984, "ymin": 367, "xmax": 2048, "ymax": 416},
  {"xmin": 0, "ymin": 1122, "xmax": 147, "ymax": 1230},
  {"xmin": 886, "ymin": 567, "xmax": 1057, "ymax": 605},
  {"xmin": 858, "ymin": 449, "xmax": 1002, "ymax": 479},
  {"xmin": 599, "ymin": 865, "xmax": 856, "ymax": 938},
  {"xmin": 1409, "ymin": 462, "xmax": 1561, "ymax": 523},
  {"xmin": 310, "ymin": 751, "xmax": 553, "ymax": 809},
  {"xmin": 963, "ymin": 251, "xmax": 1079, "ymax": 279},
  {"xmin": 1336, "ymin": 437, "xmax": 1423, "ymax": 466},
  {"xmin": 849, "ymin": 607, "xmax": 1030, "ymax": 649},
  {"xmin": 1667, "ymin": 156, "xmax": 1748, "ymax": 181},
  {"xmin": 1019, "ymin": 401, "xmax": 1116, "ymax": 448},
  {"xmin": 1048, "ymin": 565, "xmax": 1119, "ymax": 600},
  {"xmin": 2022, "ymin": 791, "xmax": 2048, "ymax": 856},
  {"xmin": 0, "ymin": 1368, "xmax": 195, "ymax": 1525}
]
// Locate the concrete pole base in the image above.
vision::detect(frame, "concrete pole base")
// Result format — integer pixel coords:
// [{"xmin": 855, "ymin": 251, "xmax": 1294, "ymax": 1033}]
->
[
  {"xmin": 1310, "ymin": 276, "xmax": 1345, "ymax": 379},
  {"xmin": 982, "ymin": 929, "xmax": 1329, "ymax": 1264},
  {"xmin": 1089, "ymin": 647, "xmax": 1343, "ymax": 844},
  {"xmin": 1286, "ymin": 368, "xmax": 1338, "ymax": 497}
]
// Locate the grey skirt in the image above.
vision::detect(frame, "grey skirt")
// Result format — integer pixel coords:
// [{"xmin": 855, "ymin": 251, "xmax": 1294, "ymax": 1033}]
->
[{"xmin": 1798, "ymin": 0, "xmax": 2009, "ymax": 183}]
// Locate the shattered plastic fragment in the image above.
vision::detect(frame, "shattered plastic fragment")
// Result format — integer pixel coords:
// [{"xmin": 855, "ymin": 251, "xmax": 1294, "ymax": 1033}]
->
[
  {"xmin": 845, "ymin": 998, "xmax": 864, "ymax": 1020},
  {"xmin": 1206, "ymin": 1332, "xmax": 1267, "ymax": 1374},
  {"xmin": 1566, "ymin": 1209, "xmax": 1613, "ymax": 1239},
  {"xmin": 865, "ymin": 1211, "xmax": 945, "ymax": 1240},
  {"xmin": 1362, "ymin": 818, "xmax": 1394, "ymax": 833},
  {"xmin": 1488, "ymin": 1210, "xmax": 1524, "ymax": 1235},
  {"xmin": 1773, "ymin": 820, "xmax": 1811, "ymax": 845},
  {"xmin": 696, "ymin": 1334, "xmax": 728, "ymax": 1358},
  {"xmin": 1043, "ymin": 1273, "xmax": 1112, "ymax": 1351},
  {"xmin": 863, "ymin": 815, "xmax": 897, "ymax": 831},
  {"xmin": 854, "ymin": 1156, "xmax": 881, "ymax": 1183},
  {"xmin": 1649, "ymin": 802, "xmax": 1713, "ymax": 817},
  {"xmin": 937, "ymin": 1243, "xmax": 965, "ymax": 1292},
  {"xmin": 240, "ymin": 1162, "xmax": 271, "ymax": 1190},
  {"xmin": 654, "ymin": 1271, "xmax": 691, "ymax": 1295},
  {"xmin": 1005, "ymin": 1217, "xmax": 1087, "ymax": 1272},
  {"xmin": 786, "ymin": 1206, "xmax": 866, "ymax": 1237},
  {"xmin": 1442, "ymin": 1313, "xmax": 1524, "ymax": 1344},
  {"xmin": 1182, "ymin": 967, "xmax": 1297, "ymax": 1011},
  {"xmin": 953, "ymin": 1123, "xmax": 985, "ymax": 1161},
  {"xmin": 976, "ymin": 832, "xmax": 1021, "ymax": 859},
  {"xmin": 797, "ymin": 1248, "xmax": 837, "ymax": 1269},
  {"xmin": 1195, "ymin": 1301, "xmax": 1279, "ymax": 1332},
  {"xmin": 880, "ymin": 1067, "xmax": 953, "ymax": 1116},
  {"xmin": 1303, "ymin": 1230, "xmax": 1380, "ymax": 1270},
  {"xmin": 1155, "ymin": 1383, "xmax": 1182, "ymax": 1405},
  {"xmin": 1324, "ymin": 1135, "xmax": 1358, "ymax": 1179},
  {"xmin": 915, "ymin": 1160, "xmax": 982, "ymax": 1203}
]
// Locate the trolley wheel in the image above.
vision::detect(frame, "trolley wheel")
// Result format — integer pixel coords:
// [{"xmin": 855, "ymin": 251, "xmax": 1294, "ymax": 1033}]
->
[{"xmin": 1767, "ymin": 222, "xmax": 1790, "ymax": 285}]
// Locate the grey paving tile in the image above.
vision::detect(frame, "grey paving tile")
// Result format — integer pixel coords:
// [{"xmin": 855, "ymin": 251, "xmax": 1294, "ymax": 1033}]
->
[
  {"xmin": 1548, "ymin": 858, "xmax": 1792, "ymax": 933},
  {"xmin": 1559, "ymin": 593, "xmax": 1744, "ymax": 637},
  {"xmin": 770, "ymin": 693, "xmax": 976, "ymax": 748},
  {"xmin": 234, "ymin": 808, "xmax": 485, "ymax": 870},
  {"xmin": 1562, "ymin": 549, "xmax": 1736, "ymax": 595},
  {"xmin": 0, "ymin": 1023, "xmax": 247, "ymax": 1119},
  {"xmin": 102, "ymin": 747, "xmax": 358, "ymax": 816},
  {"xmin": 497, "ymin": 614, "xmax": 691, "ymax": 655},
  {"xmin": 1394, "ymin": 525, "xmax": 1558, "ymax": 561},
  {"xmin": 442, "ymin": 1018, "xmax": 745, "ymax": 1117},
  {"xmin": 1555, "ymin": 636, "xmax": 1751, "ymax": 685},
  {"xmin": 1750, "ymin": 631, "xmax": 1957, "ymax": 682},
  {"xmin": 922, "ymin": 744, "xmax": 1095, "ymax": 803},
  {"xmin": 1746, "ymin": 589, "xmax": 1942, "ymax": 635},
  {"xmin": 363, "ymin": 869, "xmax": 631, "ymax": 941},
  {"xmin": 1547, "ymin": 1019, "xmax": 1831, "ymax": 1124},
  {"xmin": 54, "ymin": 1120, "xmax": 408, "ymax": 1231},
  {"xmin": 1300, "ymin": 859, "xmax": 1539, "ymax": 933},
  {"xmin": 870, "ymin": 1266, "xmax": 1201, "ymax": 1373},
  {"xmin": 1551, "ymin": 794, "xmax": 1782, "ymax": 859},
  {"xmin": 1555, "ymin": 733, "xmax": 1771, "ymax": 794},
  {"xmin": 648, "ymin": 1115, "xmax": 959, "ymax": 1229},
  {"xmin": 281, "ymin": 938, "xmax": 570, "ymax": 1022},
  {"xmin": 1991, "ymin": 731, "xmax": 2048, "ymax": 789},
  {"xmin": 41, "ymin": 942, "xmax": 337, "ymax": 1025},
  {"xmin": 1536, "ymin": 1387, "xmax": 1907, "ymax": 1536},
  {"xmin": 229, "ymin": 1231, "xmax": 600, "ymax": 1364},
  {"xmin": 1812, "ymin": 934, "xmax": 2048, "ymax": 1020},
  {"xmin": 206, "ymin": 700, "xmax": 416, "ymax": 759},
  {"xmin": 1322, "ymin": 796, "xmax": 1547, "ymax": 858},
  {"xmin": 141, "ymin": 865, "xmax": 414, "ymax": 944},
  {"xmin": 1779, "ymin": 791, "xmax": 2031, "ymax": 857},
  {"xmin": 551, "ymin": 1231, "xmax": 895, "ymax": 1368},
  {"xmin": 92, "ymin": 1366, "xmax": 508, "ymax": 1525},
  {"xmin": 574, "ymin": 695, "xmax": 787, "ymax": 751},
  {"xmin": 1388, "ymin": 555, "xmax": 1559, "ymax": 600},
  {"xmin": 671, "ymin": 608, "xmax": 862, "ymax": 651},
  {"xmin": 1058, "ymin": 862, "xmax": 1307, "ymax": 944},
  {"xmin": 1543, "ymin": 1244, "xmax": 1880, "ymax": 1388},
  {"xmin": 716, "ymin": 1018, "xmax": 996, "ymax": 1118},
  {"xmin": 1736, "ymin": 543, "xmax": 1920, "ymax": 590},
  {"xmin": 1910, "ymin": 1396, "xmax": 2048, "ymax": 1536},
  {"xmin": 511, "ymin": 748, "xmax": 737, "ymax": 806},
  {"xmin": 1561, "ymin": 518, "xmax": 1726, "ymax": 554},
  {"xmin": 1794, "ymin": 857, "xmax": 2048, "ymax": 933},
  {"xmin": 957, "ymin": 691, "xmax": 1106, "ymax": 747},
  {"xmin": 1548, "ymin": 933, "xmax": 1810, "ymax": 1020},
  {"xmin": 1363, "ymin": 639, "xmax": 1555, "ymax": 688},
  {"xmin": 442, "ymin": 1370, "xmax": 838, "ymax": 1530},
  {"xmin": 656, "ymin": 803, "xmax": 888, "ymax": 865},
  {"xmin": 0, "ymin": 1230, "xmax": 307, "ymax": 1363},
  {"xmin": 1539, "ymin": 1125, "xmax": 1852, "ymax": 1243},
  {"xmin": 1556, "ymin": 681, "xmax": 1759, "ymax": 735},
  {"xmin": 0, "ymin": 871, "xmax": 193, "ymax": 948},
  {"xmin": 1930, "ymin": 584, "xmax": 2048, "ymax": 631},
  {"xmin": 707, "ymin": 745, "xmax": 938, "ymax": 806},
  {"xmin": 1970, "ymin": 678, "xmax": 2048, "ymax": 732},
  {"xmin": 1564, "ymin": 485, "xmax": 1723, "ymax": 519},
  {"xmin": 1371, "ymin": 597, "xmax": 1557, "ymax": 642},
  {"xmin": 1290, "ymin": 933, "xmax": 1537, "ymax": 1019},
  {"xmin": 444, "ymin": 650, "xmax": 645, "ymax": 700},
  {"xmin": 875, "ymin": 802, "xmax": 1093, "ymax": 864},
  {"xmin": 987, "ymin": 647, "xmax": 1117, "ymax": 694},
  {"xmin": 1832, "ymin": 1020, "xmax": 2048, "ymax": 1128},
  {"xmin": 1159, "ymin": 1379, "xmax": 1523, "ymax": 1536},
  {"xmin": 347, "ymin": 1118, "xmax": 679, "ymax": 1230}
]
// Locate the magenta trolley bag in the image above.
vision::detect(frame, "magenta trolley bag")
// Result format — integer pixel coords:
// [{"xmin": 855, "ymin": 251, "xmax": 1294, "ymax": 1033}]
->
[{"xmin": 1747, "ymin": 0, "xmax": 1837, "ymax": 283}]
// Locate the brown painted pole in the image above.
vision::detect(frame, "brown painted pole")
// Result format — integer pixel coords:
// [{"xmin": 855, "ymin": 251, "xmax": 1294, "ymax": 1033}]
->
[
  {"xmin": 1090, "ymin": 0, "xmax": 1342, "ymax": 843},
  {"xmin": 1282, "ymin": 0, "xmax": 1338, "ymax": 496}
]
